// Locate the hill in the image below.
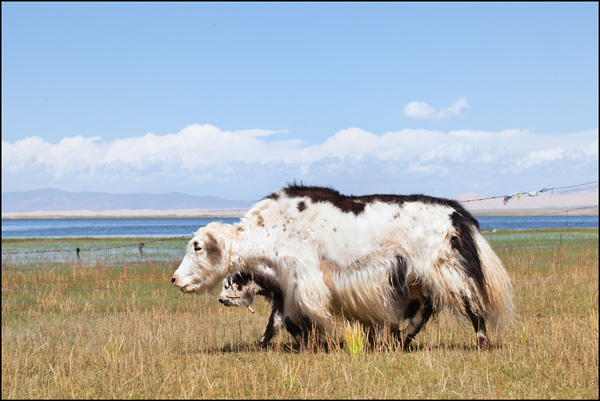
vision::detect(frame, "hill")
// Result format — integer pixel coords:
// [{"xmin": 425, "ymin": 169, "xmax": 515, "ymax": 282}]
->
[
  {"xmin": 1, "ymin": 188, "xmax": 254, "ymax": 217},
  {"xmin": 1, "ymin": 187, "xmax": 597, "ymax": 218}
]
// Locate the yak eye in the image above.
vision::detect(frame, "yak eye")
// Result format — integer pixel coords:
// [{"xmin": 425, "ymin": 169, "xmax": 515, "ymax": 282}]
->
[{"xmin": 193, "ymin": 242, "xmax": 202, "ymax": 252}]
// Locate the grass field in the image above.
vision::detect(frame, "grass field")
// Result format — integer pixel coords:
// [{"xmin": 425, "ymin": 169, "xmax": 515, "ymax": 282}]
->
[{"xmin": 2, "ymin": 229, "xmax": 598, "ymax": 399}]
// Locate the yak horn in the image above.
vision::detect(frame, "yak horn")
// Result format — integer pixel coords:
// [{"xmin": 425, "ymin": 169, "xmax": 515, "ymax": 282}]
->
[
  {"xmin": 248, "ymin": 306, "xmax": 255, "ymax": 313},
  {"xmin": 226, "ymin": 294, "xmax": 240, "ymax": 298}
]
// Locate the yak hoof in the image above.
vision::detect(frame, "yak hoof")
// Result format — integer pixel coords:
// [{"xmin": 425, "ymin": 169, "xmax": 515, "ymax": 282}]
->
[{"xmin": 477, "ymin": 337, "xmax": 490, "ymax": 351}]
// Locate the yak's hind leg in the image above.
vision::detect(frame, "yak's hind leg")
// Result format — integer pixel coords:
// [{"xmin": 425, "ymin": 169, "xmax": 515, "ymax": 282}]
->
[
  {"xmin": 400, "ymin": 295, "xmax": 434, "ymax": 350},
  {"xmin": 464, "ymin": 298, "xmax": 490, "ymax": 350}
]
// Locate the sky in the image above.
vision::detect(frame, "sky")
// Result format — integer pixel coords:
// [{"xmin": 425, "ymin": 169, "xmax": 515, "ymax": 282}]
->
[{"xmin": 2, "ymin": 2, "xmax": 598, "ymax": 202}]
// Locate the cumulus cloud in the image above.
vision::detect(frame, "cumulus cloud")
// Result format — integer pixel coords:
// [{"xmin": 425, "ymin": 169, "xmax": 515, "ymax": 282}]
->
[
  {"xmin": 2, "ymin": 124, "xmax": 597, "ymax": 199},
  {"xmin": 515, "ymin": 148, "xmax": 564, "ymax": 170},
  {"xmin": 402, "ymin": 97, "xmax": 469, "ymax": 121}
]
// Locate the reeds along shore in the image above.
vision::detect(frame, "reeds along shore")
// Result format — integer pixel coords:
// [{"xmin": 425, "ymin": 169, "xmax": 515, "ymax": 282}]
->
[{"xmin": 1, "ymin": 229, "xmax": 598, "ymax": 399}]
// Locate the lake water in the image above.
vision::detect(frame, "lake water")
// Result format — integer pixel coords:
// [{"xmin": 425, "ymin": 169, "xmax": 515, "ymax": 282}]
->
[{"xmin": 1, "ymin": 215, "xmax": 598, "ymax": 239}]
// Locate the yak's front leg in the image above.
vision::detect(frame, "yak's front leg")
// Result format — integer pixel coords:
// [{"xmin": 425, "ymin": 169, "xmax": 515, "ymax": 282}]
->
[
  {"xmin": 282, "ymin": 255, "xmax": 332, "ymax": 352},
  {"xmin": 259, "ymin": 301, "xmax": 284, "ymax": 348},
  {"xmin": 391, "ymin": 285, "xmax": 433, "ymax": 350},
  {"xmin": 284, "ymin": 316, "xmax": 312, "ymax": 353},
  {"xmin": 399, "ymin": 296, "xmax": 434, "ymax": 350}
]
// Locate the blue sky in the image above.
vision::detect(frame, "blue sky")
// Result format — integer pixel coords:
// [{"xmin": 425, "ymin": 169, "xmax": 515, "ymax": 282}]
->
[{"xmin": 2, "ymin": 2, "xmax": 598, "ymax": 201}]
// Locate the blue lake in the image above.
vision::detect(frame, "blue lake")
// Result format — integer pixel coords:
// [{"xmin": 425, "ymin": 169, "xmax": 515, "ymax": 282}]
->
[
  {"xmin": 1, "ymin": 215, "xmax": 598, "ymax": 239},
  {"xmin": 1, "ymin": 218, "xmax": 239, "ymax": 239}
]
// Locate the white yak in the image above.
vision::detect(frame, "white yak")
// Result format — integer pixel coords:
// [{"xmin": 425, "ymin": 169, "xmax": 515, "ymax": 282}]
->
[{"xmin": 172, "ymin": 184, "xmax": 514, "ymax": 350}]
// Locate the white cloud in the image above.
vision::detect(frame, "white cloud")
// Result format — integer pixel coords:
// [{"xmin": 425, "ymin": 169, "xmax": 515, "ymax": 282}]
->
[
  {"xmin": 515, "ymin": 148, "xmax": 564, "ymax": 170},
  {"xmin": 402, "ymin": 97, "xmax": 469, "ymax": 121},
  {"xmin": 233, "ymin": 128, "xmax": 288, "ymax": 138},
  {"xmin": 100, "ymin": 124, "xmax": 302, "ymax": 168},
  {"xmin": 311, "ymin": 128, "xmax": 380, "ymax": 161},
  {"xmin": 1, "ymin": 125, "xmax": 597, "ymax": 200},
  {"xmin": 2, "ymin": 136, "xmax": 105, "ymax": 176}
]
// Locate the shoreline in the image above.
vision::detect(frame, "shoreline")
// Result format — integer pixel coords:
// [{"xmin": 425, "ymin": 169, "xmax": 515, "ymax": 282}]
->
[
  {"xmin": 0, "ymin": 208, "xmax": 249, "ymax": 219},
  {"xmin": 2, "ymin": 208, "xmax": 597, "ymax": 219},
  {"xmin": 1, "ymin": 214, "xmax": 246, "ymax": 219}
]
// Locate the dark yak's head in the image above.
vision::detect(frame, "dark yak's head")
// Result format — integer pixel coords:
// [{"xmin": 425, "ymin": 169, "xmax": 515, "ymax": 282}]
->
[{"xmin": 218, "ymin": 271, "xmax": 259, "ymax": 310}]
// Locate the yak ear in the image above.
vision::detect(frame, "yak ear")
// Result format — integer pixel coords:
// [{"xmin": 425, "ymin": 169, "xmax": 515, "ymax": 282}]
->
[
  {"xmin": 204, "ymin": 232, "xmax": 223, "ymax": 263},
  {"xmin": 204, "ymin": 232, "xmax": 219, "ymax": 251}
]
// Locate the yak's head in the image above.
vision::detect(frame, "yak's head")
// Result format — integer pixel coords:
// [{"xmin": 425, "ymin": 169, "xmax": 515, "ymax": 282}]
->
[
  {"xmin": 172, "ymin": 222, "xmax": 231, "ymax": 293},
  {"xmin": 218, "ymin": 271, "xmax": 258, "ymax": 309}
]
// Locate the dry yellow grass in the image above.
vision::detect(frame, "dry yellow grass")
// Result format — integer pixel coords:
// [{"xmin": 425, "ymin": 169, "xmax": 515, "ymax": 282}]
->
[{"xmin": 2, "ymin": 229, "xmax": 598, "ymax": 399}]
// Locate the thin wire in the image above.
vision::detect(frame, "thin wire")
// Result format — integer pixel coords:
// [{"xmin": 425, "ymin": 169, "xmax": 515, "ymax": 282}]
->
[
  {"xmin": 1, "ymin": 235, "xmax": 192, "ymax": 255},
  {"xmin": 459, "ymin": 180, "xmax": 598, "ymax": 203}
]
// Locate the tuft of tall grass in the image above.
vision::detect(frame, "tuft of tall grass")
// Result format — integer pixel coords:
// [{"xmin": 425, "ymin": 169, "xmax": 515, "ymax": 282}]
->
[{"xmin": 343, "ymin": 322, "xmax": 365, "ymax": 357}]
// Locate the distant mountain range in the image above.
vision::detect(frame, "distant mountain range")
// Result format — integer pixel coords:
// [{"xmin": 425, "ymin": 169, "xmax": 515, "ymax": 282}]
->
[
  {"xmin": 2, "ymin": 187, "xmax": 597, "ymax": 217},
  {"xmin": 2, "ymin": 188, "xmax": 254, "ymax": 213}
]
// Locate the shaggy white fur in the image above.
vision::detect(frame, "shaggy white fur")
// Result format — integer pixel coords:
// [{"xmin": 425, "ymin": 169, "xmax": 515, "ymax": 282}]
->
[{"xmin": 172, "ymin": 184, "xmax": 514, "ymax": 350}]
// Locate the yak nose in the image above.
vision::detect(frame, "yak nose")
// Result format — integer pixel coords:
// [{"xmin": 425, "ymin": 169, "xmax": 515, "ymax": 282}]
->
[{"xmin": 171, "ymin": 277, "xmax": 176, "ymax": 284}]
